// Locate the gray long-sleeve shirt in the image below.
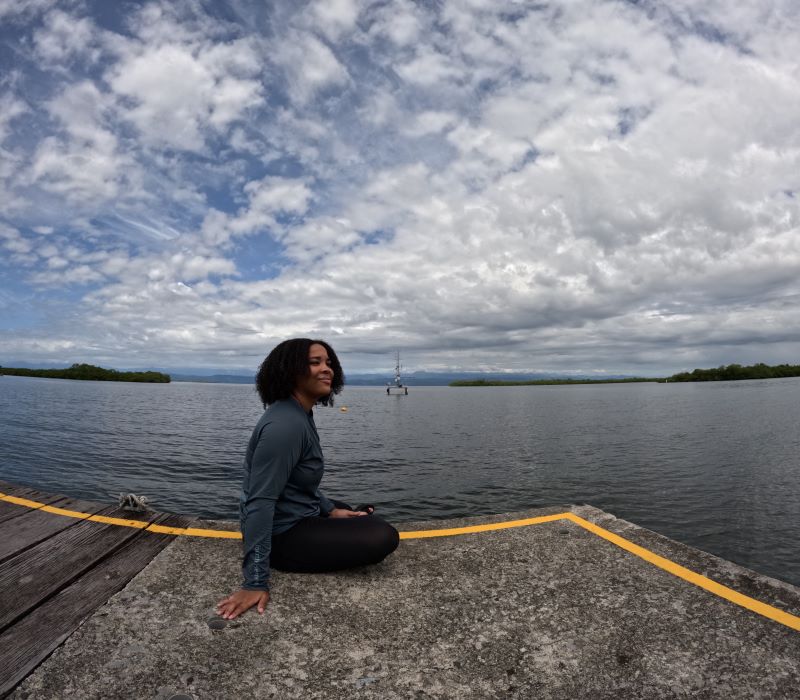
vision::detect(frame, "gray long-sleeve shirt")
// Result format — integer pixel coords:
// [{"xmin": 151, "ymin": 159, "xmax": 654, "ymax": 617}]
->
[{"xmin": 240, "ymin": 398, "xmax": 335, "ymax": 590}]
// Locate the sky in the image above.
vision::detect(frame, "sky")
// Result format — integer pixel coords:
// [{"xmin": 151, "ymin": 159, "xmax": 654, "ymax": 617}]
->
[{"xmin": 1, "ymin": 0, "xmax": 799, "ymax": 376}]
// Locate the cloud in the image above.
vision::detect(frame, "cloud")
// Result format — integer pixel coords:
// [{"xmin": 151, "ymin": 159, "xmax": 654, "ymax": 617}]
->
[
  {"xmin": 26, "ymin": 81, "xmax": 133, "ymax": 204},
  {"xmin": 272, "ymin": 30, "xmax": 350, "ymax": 105},
  {"xmin": 395, "ymin": 47, "xmax": 464, "ymax": 87},
  {"xmin": 402, "ymin": 111, "xmax": 458, "ymax": 138},
  {"xmin": 0, "ymin": 0, "xmax": 51, "ymax": 22},
  {"xmin": 108, "ymin": 38, "xmax": 263, "ymax": 151},
  {"xmin": 281, "ymin": 217, "xmax": 361, "ymax": 263},
  {"xmin": 0, "ymin": 94, "xmax": 27, "ymax": 143},
  {"xmin": 200, "ymin": 176, "xmax": 314, "ymax": 246},
  {"xmin": 0, "ymin": 222, "xmax": 32, "ymax": 254},
  {"xmin": 1, "ymin": 0, "xmax": 799, "ymax": 374},
  {"xmin": 30, "ymin": 264, "xmax": 105, "ymax": 286},
  {"xmin": 366, "ymin": 0, "xmax": 424, "ymax": 47},
  {"xmin": 33, "ymin": 9, "xmax": 97, "ymax": 64},
  {"xmin": 306, "ymin": 0, "xmax": 361, "ymax": 41}
]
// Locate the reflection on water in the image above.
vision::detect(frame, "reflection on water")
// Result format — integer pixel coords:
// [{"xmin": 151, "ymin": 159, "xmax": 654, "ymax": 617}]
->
[{"xmin": 1, "ymin": 375, "xmax": 799, "ymax": 585}]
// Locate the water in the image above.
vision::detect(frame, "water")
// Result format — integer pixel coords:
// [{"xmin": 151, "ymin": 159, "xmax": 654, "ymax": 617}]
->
[{"xmin": 1, "ymin": 375, "xmax": 799, "ymax": 586}]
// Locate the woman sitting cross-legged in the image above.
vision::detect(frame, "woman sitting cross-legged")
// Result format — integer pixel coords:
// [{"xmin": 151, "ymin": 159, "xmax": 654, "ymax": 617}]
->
[{"xmin": 217, "ymin": 338, "xmax": 400, "ymax": 620}]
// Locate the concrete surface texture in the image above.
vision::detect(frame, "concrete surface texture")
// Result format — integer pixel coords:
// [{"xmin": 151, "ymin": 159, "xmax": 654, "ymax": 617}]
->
[{"xmin": 12, "ymin": 505, "xmax": 800, "ymax": 699}]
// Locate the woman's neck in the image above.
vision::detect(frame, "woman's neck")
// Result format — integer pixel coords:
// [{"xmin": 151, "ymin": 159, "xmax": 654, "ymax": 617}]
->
[{"xmin": 291, "ymin": 391, "xmax": 315, "ymax": 413}]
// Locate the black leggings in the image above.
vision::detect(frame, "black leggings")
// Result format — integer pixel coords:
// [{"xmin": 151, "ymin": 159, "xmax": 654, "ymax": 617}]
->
[{"xmin": 271, "ymin": 511, "xmax": 400, "ymax": 574}]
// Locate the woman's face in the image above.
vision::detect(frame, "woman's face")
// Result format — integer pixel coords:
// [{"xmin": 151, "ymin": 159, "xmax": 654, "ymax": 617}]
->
[{"xmin": 294, "ymin": 343, "xmax": 334, "ymax": 402}]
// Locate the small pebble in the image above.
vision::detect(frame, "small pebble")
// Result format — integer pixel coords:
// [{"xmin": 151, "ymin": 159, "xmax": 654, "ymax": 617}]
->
[{"xmin": 207, "ymin": 617, "xmax": 227, "ymax": 630}]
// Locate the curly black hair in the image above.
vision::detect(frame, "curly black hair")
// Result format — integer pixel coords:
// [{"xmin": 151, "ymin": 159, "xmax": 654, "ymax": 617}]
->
[{"xmin": 255, "ymin": 338, "xmax": 344, "ymax": 408}]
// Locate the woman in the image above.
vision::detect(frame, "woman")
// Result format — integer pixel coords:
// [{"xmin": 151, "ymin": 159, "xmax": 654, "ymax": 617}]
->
[{"xmin": 217, "ymin": 338, "xmax": 400, "ymax": 619}]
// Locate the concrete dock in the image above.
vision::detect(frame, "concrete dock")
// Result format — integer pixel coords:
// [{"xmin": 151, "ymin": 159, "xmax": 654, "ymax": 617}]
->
[{"xmin": 2, "ymin": 490, "xmax": 799, "ymax": 699}]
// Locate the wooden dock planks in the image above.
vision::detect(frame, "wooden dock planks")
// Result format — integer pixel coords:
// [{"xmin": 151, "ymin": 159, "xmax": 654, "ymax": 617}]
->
[
  {"xmin": 0, "ymin": 496, "xmax": 108, "ymax": 563},
  {"xmin": 0, "ymin": 482, "xmax": 195, "ymax": 697},
  {"xmin": 0, "ymin": 484, "xmax": 67, "ymax": 526}
]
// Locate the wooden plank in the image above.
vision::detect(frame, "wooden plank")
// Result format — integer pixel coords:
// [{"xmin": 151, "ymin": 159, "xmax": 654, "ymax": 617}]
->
[
  {"xmin": 0, "ymin": 505, "xmax": 162, "ymax": 632},
  {"xmin": 0, "ymin": 497, "xmax": 59, "ymax": 526},
  {"xmin": 0, "ymin": 497, "xmax": 110, "ymax": 564},
  {"xmin": 0, "ymin": 481, "xmax": 74, "ymax": 501},
  {"xmin": 0, "ymin": 513, "xmax": 193, "ymax": 698},
  {"xmin": 0, "ymin": 480, "xmax": 31, "ymax": 494},
  {"xmin": 0, "ymin": 488, "xmax": 70, "ymax": 525}
]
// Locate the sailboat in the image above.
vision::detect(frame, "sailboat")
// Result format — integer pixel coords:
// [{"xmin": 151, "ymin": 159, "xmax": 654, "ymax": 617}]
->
[{"xmin": 386, "ymin": 351, "xmax": 408, "ymax": 395}]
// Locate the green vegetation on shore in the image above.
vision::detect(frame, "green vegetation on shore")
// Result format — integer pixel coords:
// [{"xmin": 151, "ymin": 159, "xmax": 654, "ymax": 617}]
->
[
  {"xmin": 450, "ymin": 363, "xmax": 800, "ymax": 387},
  {"xmin": 0, "ymin": 363, "xmax": 170, "ymax": 383},
  {"xmin": 666, "ymin": 363, "xmax": 800, "ymax": 382}
]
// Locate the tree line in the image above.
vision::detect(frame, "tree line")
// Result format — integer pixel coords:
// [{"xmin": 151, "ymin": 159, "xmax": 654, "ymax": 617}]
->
[
  {"xmin": 0, "ymin": 363, "xmax": 170, "ymax": 383},
  {"xmin": 450, "ymin": 363, "xmax": 800, "ymax": 386},
  {"xmin": 665, "ymin": 363, "xmax": 800, "ymax": 382}
]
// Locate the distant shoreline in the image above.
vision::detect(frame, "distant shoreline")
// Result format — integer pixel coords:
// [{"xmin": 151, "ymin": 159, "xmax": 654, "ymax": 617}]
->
[
  {"xmin": 0, "ymin": 364, "xmax": 170, "ymax": 383},
  {"xmin": 450, "ymin": 363, "xmax": 800, "ymax": 386},
  {"xmin": 4, "ymin": 362, "xmax": 798, "ymax": 387},
  {"xmin": 450, "ymin": 377, "xmax": 661, "ymax": 386}
]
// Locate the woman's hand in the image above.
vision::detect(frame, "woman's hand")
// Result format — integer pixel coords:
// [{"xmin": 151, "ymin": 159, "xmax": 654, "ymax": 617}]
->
[
  {"xmin": 329, "ymin": 507, "xmax": 370, "ymax": 518},
  {"xmin": 216, "ymin": 588, "xmax": 270, "ymax": 620}
]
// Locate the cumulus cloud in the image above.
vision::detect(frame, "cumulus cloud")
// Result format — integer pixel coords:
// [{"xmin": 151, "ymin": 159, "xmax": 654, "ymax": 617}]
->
[
  {"xmin": 272, "ymin": 30, "xmax": 350, "ymax": 105},
  {"xmin": 0, "ymin": 223, "xmax": 32, "ymax": 254},
  {"xmin": 395, "ymin": 47, "xmax": 464, "ymax": 87},
  {"xmin": 199, "ymin": 176, "xmax": 314, "ymax": 246},
  {"xmin": 0, "ymin": 0, "xmax": 52, "ymax": 22},
  {"xmin": 0, "ymin": 94, "xmax": 27, "ymax": 142},
  {"xmin": 33, "ymin": 9, "xmax": 97, "ymax": 64},
  {"xmin": 402, "ymin": 110, "xmax": 458, "ymax": 138},
  {"xmin": 27, "ymin": 81, "xmax": 131, "ymax": 204},
  {"xmin": 305, "ymin": 0, "xmax": 361, "ymax": 42},
  {"xmin": 1, "ymin": 0, "xmax": 799, "ymax": 373},
  {"xmin": 366, "ymin": 0, "xmax": 424, "ymax": 47},
  {"xmin": 107, "ymin": 36, "xmax": 263, "ymax": 151}
]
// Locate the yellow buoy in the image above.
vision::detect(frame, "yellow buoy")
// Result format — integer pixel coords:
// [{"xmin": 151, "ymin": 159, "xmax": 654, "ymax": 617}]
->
[{"xmin": 340, "ymin": 406, "xmax": 348, "ymax": 412}]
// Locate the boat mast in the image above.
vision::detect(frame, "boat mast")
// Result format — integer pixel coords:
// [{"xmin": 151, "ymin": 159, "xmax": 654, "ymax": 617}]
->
[
  {"xmin": 394, "ymin": 351, "xmax": 402, "ymax": 386},
  {"xmin": 386, "ymin": 351, "xmax": 408, "ymax": 394}
]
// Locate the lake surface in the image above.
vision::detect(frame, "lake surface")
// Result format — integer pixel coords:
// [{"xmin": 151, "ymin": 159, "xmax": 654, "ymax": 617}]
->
[{"xmin": 1, "ymin": 375, "xmax": 799, "ymax": 586}]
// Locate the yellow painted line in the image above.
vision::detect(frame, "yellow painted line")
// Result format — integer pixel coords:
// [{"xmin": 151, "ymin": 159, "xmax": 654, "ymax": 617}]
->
[
  {"xmin": 0, "ymin": 492, "xmax": 321, "ymax": 539},
  {"xmin": 87, "ymin": 514, "xmax": 149, "ymax": 528},
  {"xmin": 147, "ymin": 523, "xmax": 241, "ymax": 539},
  {"xmin": 0, "ymin": 490, "xmax": 242, "ymax": 538},
  {"xmin": 562, "ymin": 513, "xmax": 800, "ymax": 632},
  {"xmin": 41, "ymin": 505, "xmax": 93, "ymax": 520},
  {"xmin": 398, "ymin": 512, "xmax": 566, "ymax": 538},
  {"xmin": 2, "ymin": 494, "xmax": 94, "ymax": 520},
  {"xmin": 2, "ymin": 494, "xmax": 52, "ymax": 510},
  {"xmin": 1, "ymin": 489, "xmax": 798, "ymax": 631}
]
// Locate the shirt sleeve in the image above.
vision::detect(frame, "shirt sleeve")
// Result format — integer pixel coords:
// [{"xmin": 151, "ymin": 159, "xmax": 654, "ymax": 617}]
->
[
  {"xmin": 317, "ymin": 489, "xmax": 335, "ymax": 515},
  {"xmin": 240, "ymin": 417, "xmax": 303, "ymax": 590}
]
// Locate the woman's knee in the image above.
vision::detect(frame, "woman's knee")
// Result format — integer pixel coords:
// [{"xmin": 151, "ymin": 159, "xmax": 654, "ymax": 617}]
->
[
  {"xmin": 385, "ymin": 523, "xmax": 400, "ymax": 554},
  {"xmin": 365, "ymin": 519, "xmax": 399, "ymax": 561}
]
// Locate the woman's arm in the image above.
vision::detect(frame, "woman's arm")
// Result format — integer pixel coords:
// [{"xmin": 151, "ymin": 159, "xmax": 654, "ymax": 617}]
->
[
  {"xmin": 217, "ymin": 416, "xmax": 301, "ymax": 618},
  {"xmin": 317, "ymin": 489, "xmax": 336, "ymax": 516},
  {"xmin": 241, "ymin": 421, "xmax": 300, "ymax": 589}
]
